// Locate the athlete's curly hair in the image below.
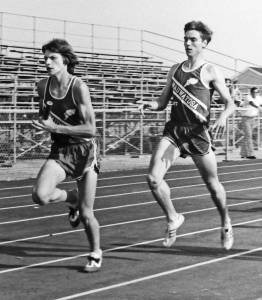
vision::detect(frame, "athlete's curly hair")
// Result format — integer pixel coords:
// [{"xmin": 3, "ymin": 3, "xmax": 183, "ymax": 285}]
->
[
  {"xmin": 42, "ymin": 38, "xmax": 79, "ymax": 74},
  {"xmin": 184, "ymin": 21, "xmax": 213, "ymax": 44}
]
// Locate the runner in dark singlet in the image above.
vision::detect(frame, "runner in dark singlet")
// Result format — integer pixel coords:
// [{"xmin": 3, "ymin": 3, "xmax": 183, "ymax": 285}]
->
[
  {"xmin": 139, "ymin": 21, "xmax": 235, "ymax": 250},
  {"xmin": 32, "ymin": 38, "xmax": 102, "ymax": 272}
]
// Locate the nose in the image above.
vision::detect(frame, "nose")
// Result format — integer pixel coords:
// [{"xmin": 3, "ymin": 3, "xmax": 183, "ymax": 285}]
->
[{"xmin": 45, "ymin": 58, "xmax": 51, "ymax": 66}]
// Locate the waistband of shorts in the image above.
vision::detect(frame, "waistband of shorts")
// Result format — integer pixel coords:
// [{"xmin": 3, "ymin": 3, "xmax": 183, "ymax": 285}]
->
[
  {"xmin": 52, "ymin": 139, "xmax": 96, "ymax": 147},
  {"xmin": 168, "ymin": 121, "xmax": 208, "ymax": 128}
]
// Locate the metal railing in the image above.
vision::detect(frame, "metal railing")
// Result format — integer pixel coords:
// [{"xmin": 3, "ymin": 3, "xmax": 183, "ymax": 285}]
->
[
  {"xmin": 0, "ymin": 107, "xmax": 261, "ymax": 168},
  {"xmin": 1, "ymin": 12, "xmax": 262, "ymax": 77}
]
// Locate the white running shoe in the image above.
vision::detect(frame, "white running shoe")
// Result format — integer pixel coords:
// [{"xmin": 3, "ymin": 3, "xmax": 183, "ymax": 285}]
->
[
  {"xmin": 221, "ymin": 223, "xmax": 234, "ymax": 250},
  {"xmin": 84, "ymin": 250, "xmax": 103, "ymax": 273},
  {"xmin": 163, "ymin": 214, "xmax": 185, "ymax": 248}
]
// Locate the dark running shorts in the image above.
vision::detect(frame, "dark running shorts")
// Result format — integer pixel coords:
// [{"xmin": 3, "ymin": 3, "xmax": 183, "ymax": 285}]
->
[
  {"xmin": 163, "ymin": 121, "xmax": 214, "ymax": 157},
  {"xmin": 48, "ymin": 138, "xmax": 100, "ymax": 180}
]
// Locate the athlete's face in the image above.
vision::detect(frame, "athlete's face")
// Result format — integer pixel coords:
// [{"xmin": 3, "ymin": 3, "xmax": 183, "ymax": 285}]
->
[
  {"xmin": 44, "ymin": 50, "xmax": 67, "ymax": 75},
  {"xmin": 184, "ymin": 30, "xmax": 207, "ymax": 58}
]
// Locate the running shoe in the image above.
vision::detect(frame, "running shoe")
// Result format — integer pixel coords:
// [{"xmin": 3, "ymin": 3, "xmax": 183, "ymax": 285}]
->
[
  {"xmin": 68, "ymin": 206, "xmax": 80, "ymax": 228},
  {"xmin": 221, "ymin": 223, "xmax": 234, "ymax": 250},
  {"xmin": 84, "ymin": 250, "xmax": 103, "ymax": 272},
  {"xmin": 68, "ymin": 189, "xmax": 80, "ymax": 228},
  {"xmin": 163, "ymin": 214, "xmax": 185, "ymax": 248}
]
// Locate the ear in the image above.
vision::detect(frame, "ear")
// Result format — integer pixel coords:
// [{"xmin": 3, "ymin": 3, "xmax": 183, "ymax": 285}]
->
[
  {"xmin": 202, "ymin": 39, "xmax": 208, "ymax": 48},
  {"xmin": 63, "ymin": 56, "xmax": 69, "ymax": 66}
]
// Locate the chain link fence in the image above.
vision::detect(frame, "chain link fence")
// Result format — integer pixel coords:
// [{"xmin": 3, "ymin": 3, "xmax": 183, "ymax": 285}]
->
[{"xmin": 1, "ymin": 107, "xmax": 261, "ymax": 169}]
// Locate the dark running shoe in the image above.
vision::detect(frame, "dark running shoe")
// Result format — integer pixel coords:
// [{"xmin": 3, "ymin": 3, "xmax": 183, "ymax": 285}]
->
[
  {"xmin": 67, "ymin": 189, "xmax": 80, "ymax": 228},
  {"xmin": 68, "ymin": 206, "xmax": 80, "ymax": 228}
]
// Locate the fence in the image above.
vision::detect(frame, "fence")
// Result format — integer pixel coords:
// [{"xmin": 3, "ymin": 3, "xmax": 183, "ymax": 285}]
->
[
  {"xmin": 0, "ymin": 12, "xmax": 261, "ymax": 77},
  {"xmin": 0, "ymin": 107, "xmax": 261, "ymax": 168}
]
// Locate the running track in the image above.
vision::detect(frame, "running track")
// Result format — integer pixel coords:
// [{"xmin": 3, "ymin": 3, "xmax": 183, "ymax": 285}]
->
[{"xmin": 0, "ymin": 159, "xmax": 261, "ymax": 300}]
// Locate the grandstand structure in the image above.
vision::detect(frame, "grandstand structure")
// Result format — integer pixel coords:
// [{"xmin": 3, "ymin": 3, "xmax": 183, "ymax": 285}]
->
[
  {"xmin": 0, "ymin": 44, "xmax": 169, "ymax": 109},
  {"xmin": 0, "ymin": 12, "xmax": 262, "ymax": 167}
]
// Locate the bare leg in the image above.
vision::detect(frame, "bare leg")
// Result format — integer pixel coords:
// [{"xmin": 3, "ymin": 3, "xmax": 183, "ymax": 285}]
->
[
  {"xmin": 78, "ymin": 169, "xmax": 102, "ymax": 271},
  {"xmin": 77, "ymin": 169, "xmax": 100, "ymax": 253},
  {"xmin": 192, "ymin": 150, "xmax": 231, "ymax": 226},
  {"xmin": 192, "ymin": 150, "xmax": 233, "ymax": 250},
  {"xmin": 147, "ymin": 138, "xmax": 184, "ymax": 247},
  {"xmin": 147, "ymin": 138, "xmax": 181, "ymax": 222},
  {"xmin": 32, "ymin": 159, "xmax": 67, "ymax": 205}
]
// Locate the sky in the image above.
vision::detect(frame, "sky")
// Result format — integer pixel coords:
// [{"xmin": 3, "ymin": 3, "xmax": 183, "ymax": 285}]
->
[{"xmin": 1, "ymin": 0, "xmax": 262, "ymax": 69}]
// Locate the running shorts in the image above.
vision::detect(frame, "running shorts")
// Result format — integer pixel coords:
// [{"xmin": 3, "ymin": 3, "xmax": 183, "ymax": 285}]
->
[
  {"xmin": 163, "ymin": 120, "xmax": 213, "ymax": 157},
  {"xmin": 48, "ymin": 138, "xmax": 100, "ymax": 180}
]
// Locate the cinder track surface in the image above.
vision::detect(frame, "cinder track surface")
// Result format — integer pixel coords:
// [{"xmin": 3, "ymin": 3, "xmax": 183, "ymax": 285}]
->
[{"xmin": 0, "ymin": 159, "xmax": 261, "ymax": 300}]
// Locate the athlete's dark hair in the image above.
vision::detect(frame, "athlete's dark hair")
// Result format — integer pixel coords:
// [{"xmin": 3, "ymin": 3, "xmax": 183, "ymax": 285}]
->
[
  {"xmin": 42, "ymin": 38, "xmax": 79, "ymax": 74},
  {"xmin": 184, "ymin": 21, "xmax": 213, "ymax": 44},
  {"xmin": 250, "ymin": 87, "xmax": 259, "ymax": 93}
]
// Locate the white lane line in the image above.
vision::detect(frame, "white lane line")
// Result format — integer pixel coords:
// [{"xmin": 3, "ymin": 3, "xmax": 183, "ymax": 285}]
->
[
  {"xmin": 0, "ymin": 204, "xmax": 37, "ymax": 211},
  {"xmin": 0, "ymin": 162, "xmax": 261, "ymax": 192},
  {"xmin": 0, "ymin": 197, "xmax": 261, "ymax": 245},
  {"xmin": 0, "ymin": 217, "xmax": 261, "ymax": 276},
  {"xmin": 55, "ymin": 245, "xmax": 262, "ymax": 300},
  {"xmin": 0, "ymin": 185, "xmax": 261, "ymax": 225},
  {"xmin": 1, "ymin": 174, "xmax": 262, "ymax": 203},
  {"xmin": 96, "ymin": 176, "xmax": 262, "ymax": 199},
  {"xmin": 98, "ymin": 167, "xmax": 262, "ymax": 189},
  {"xmin": 0, "ymin": 194, "xmax": 31, "ymax": 200},
  {"xmin": 0, "ymin": 213, "xmax": 66, "ymax": 225}
]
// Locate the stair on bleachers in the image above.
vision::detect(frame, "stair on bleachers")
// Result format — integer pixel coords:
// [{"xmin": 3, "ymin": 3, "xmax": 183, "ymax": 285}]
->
[{"xmin": 0, "ymin": 44, "xmax": 169, "ymax": 109}]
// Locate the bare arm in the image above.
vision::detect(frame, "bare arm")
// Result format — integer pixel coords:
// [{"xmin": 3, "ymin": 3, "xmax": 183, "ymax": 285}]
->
[
  {"xmin": 205, "ymin": 64, "xmax": 235, "ymax": 132},
  {"xmin": 248, "ymin": 99, "xmax": 260, "ymax": 108},
  {"xmin": 33, "ymin": 78, "xmax": 96, "ymax": 138},
  {"xmin": 138, "ymin": 64, "xmax": 177, "ymax": 111},
  {"xmin": 37, "ymin": 79, "xmax": 48, "ymax": 118}
]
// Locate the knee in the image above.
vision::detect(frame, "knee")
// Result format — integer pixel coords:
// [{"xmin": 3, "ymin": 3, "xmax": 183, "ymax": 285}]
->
[
  {"xmin": 146, "ymin": 174, "xmax": 161, "ymax": 190},
  {"xmin": 80, "ymin": 207, "xmax": 95, "ymax": 224},
  {"xmin": 32, "ymin": 186, "xmax": 49, "ymax": 206},
  {"xmin": 205, "ymin": 178, "xmax": 224, "ymax": 195}
]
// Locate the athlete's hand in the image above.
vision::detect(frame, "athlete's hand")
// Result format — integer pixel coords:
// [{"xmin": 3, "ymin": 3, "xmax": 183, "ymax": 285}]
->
[
  {"xmin": 210, "ymin": 117, "xmax": 227, "ymax": 140},
  {"xmin": 136, "ymin": 100, "xmax": 158, "ymax": 111},
  {"xmin": 32, "ymin": 117, "xmax": 56, "ymax": 133}
]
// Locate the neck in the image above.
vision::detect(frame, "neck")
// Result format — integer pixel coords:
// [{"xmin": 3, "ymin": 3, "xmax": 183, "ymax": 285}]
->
[
  {"xmin": 51, "ymin": 71, "xmax": 71, "ymax": 87},
  {"xmin": 186, "ymin": 53, "xmax": 205, "ymax": 70}
]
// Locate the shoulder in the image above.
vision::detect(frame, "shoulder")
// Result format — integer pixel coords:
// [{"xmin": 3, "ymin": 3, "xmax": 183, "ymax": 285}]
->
[
  {"xmin": 167, "ymin": 63, "xmax": 180, "ymax": 79},
  {"xmin": 257, "ymin": 95, "xmax": 262, "ymax": 103},
  {"xmin": 37, "ymin": 78, "xmax": 48, "ymax": 97},
  {"xmin": 72, "ymin": 77, "xmax": 90, "ymax": 102},
  {"xmin": 203, "ymin": 63, "xmax": 220, "ymax": 76},
  {"xmin": 202, "ymin": 63, "xmax": 225, "ymax": 83},
  {"xmin": 72, "ymin": 77, "xmax": 89, "ymax": 91},
  {"xmin": 37, "ymin": 78, "xmax": 48, "ymax": 89}
]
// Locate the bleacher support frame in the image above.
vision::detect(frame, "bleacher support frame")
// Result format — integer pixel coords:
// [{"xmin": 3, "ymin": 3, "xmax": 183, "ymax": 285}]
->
[{"xmin": 0, "ymin": 107, "xmax": 262, "ymax": 168}]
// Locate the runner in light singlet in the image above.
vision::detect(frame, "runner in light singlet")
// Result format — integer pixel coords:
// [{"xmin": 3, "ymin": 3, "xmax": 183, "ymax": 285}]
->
[
  {"xmin": 138, "ymin": 21, "xmax": 235, "ymax": 250},
  {"xmin": 32, "ymin": 38, "xmax": 102, "ymax": 272}
]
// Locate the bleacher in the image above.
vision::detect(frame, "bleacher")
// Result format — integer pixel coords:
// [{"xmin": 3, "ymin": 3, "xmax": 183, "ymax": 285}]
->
[{"xmin": 0, "ymin": 44, "xmax": 169, "ymax": 109}]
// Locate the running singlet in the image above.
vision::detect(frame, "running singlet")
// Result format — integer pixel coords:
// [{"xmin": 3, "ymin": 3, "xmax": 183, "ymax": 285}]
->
[
  {"xmin": 43, "ymin": 76, "xmax": 90, "ymax": 144},
  {"xmin": 171, "ymin": 62, "xmax": 214, "ymax": 125}
]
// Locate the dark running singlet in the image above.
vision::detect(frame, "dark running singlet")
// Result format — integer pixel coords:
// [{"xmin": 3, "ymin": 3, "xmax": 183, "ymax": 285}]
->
[
  {"xmin": 43, "ymin": 76, "xmax": 90, "ymax": 144},
  {"xmin": 171, "ymin": 62, "xmax": 214, "ymax": 125}
]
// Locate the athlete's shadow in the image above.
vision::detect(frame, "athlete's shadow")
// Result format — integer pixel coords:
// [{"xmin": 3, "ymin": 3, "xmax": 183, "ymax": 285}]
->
[
  {"xmin": 227, "ymin": 196, "xmax": 262, "ymax": 201},
  {"xmin": 108, "ymin": 243, "xmax": 261, "ymax": 260},
  {"xmin": 0, "ymin": 240, "xmax": 87, "ymax": 260}
]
